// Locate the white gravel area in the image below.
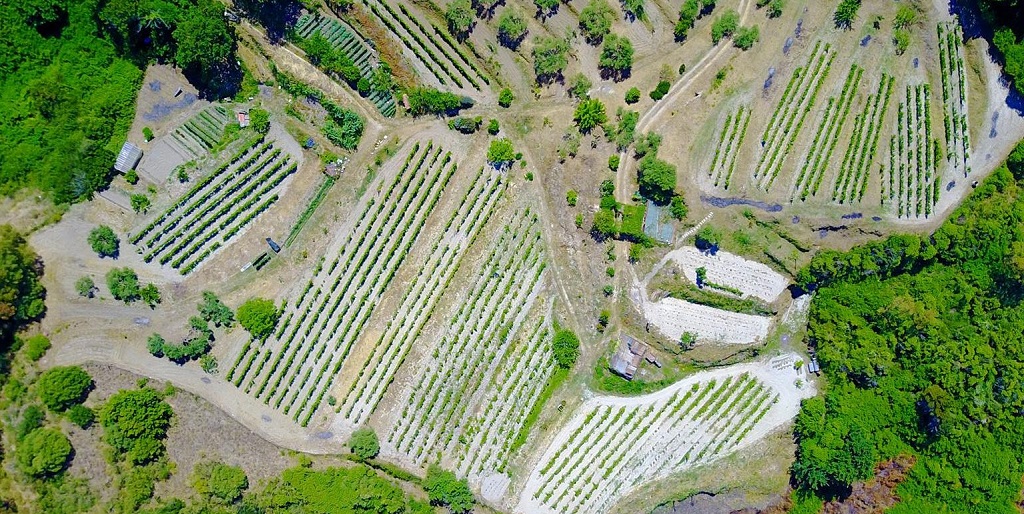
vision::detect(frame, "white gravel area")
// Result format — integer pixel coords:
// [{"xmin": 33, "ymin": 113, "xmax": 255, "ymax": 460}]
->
[
  {"xmin": 644, "ymin": 296, "xmax": 773, "ymax": 345},
  {"xmin": 666, "ymin": 246, "xmax": 790, "ymax": 302}
]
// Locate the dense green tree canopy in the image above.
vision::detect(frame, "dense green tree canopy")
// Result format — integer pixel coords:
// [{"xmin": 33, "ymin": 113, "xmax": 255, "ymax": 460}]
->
[
  {"xmin": 637, "ymin": 155, "xmax": 676, "ymax": 204},
  {"xmin": 191, "ymin": 460, "xmax": 248, "ymax": 504},
  {"xmin": 497, "ymin": 8, "xmax": 528, "ymax": 49},
  {"xmin": 106, "ymin": 267, "xmax": 140, "ymax": 303},
  {"xmin": 173, "ymin": 1, "xmax": 234, "ymax": 80},
  {"xmin": 791, "ymin": 153, "xmax": 1024, "ymax": 511},
  {"xmin": 579, "ymin": 0, "xmax": 614, "ymax": 44},
  {"xmin": 198, "ymin": 291, "xmax": 235, "ymax": 328},
  {"xmin": 88, "ymin": 225, "xmax": 119, "ymax": 258},
  {"xmin": 573, "ymin": 98, "xmax": 607, "ymax": 133},
  {"xmin": 552, "ymin": 329, "xmax": 580, "ymax": 369},
  {"xmin": 531, "ymin": 36, "xmax": 570, "ymax": 84},
  {"xmin": 36, "ymin": 366, "xmax": 93, "ymax": 412},
  {"xmin": 424, "ymin": 465, "xmax": 475, "ymax": 514},
  {"xmin": 446, "ymin": 0, "xmax": 475, "ymax": 40},
  {"xmin": 16, "ymin": 428, "xmax": 72, "ymax": 478},
  {"xmin": 275, "ymin": 465, "xmax": 409, "ymax": 514},
  {"xmin": 99, "ymin": 387, "xmax": 173, "ymax": 465},
  {"xmin": 599, "ymin": 34, "xmax": 634, "ymax": 80},
  {"xmin": 237, "ymin": 297, "xmax": 279, "ymax": 340},
  {"xmin": 348, "ymin": 428, "xmax": 380, "ymax": 459},
  {"xmin": 0, "ymin": 226, "xmax": 45, "ymax": 329},
  {"xmin": 487, "ymin": 138, "xmax": 517, "ymax": 166}
]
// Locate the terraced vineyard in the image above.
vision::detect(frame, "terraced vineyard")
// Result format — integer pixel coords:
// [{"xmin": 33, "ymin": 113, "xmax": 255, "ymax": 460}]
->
[
  {"xmin": 169, "ymin": 106, "xmax": 232, "ymax": 159},
  {"xmin": 518, "ymin": 357, "xmax": 808, "ymax": 514},
  {"xmin": 383, "ymin": 210, "xmax": 548, "ymax": 474},
  {"xmin": 226, "ymin": 140, "xmax": 455, "ymax": 425},
  {"xmin": 831, "ymin": 73, "xmax": 896, "ymax": 204},
  {"xmin": 753, "ymin": 41, "xmax": 835, "ymax": 191},
  {"xmin": 130, "ymin": 136, "xmax": 296, "ymax": 274},
  {"xmin": 888, "ymin": 83, "xmax": 937, "ymax": 218},
  {"xmin": 362, "ymin": 0, "xmax": 488, "ymax": 91},
  {"xmin": 339, "ymin": 166, "xmax": 506, "ymax": 423},
  {"xmin": 295, "ymin": 13, "xmax": 397, "ymax": 116},
  {"xmin": 791, "ymin": 64, "xmax": 863, "ymax": 201},
  {"xmin": 938, "ymin": 22, "xmax": 970, "ymax": 177},
  {"xmin": 707, "ymin": 105, "xmax": 751, "ymax": 190}
]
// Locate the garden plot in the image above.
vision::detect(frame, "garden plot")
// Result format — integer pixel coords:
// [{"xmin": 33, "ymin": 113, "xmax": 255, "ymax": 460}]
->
[
  {"xmin": 753, "ymin": 41, "xmax": 835, "ymax": 191},
  {"xmin": 707, "ymin": 105, "xmax": 751, "ymax": 190},
  {"xmin": 295, "ymin": 12, "xmax": 397, "ymax": 116},
  {"xmin": 362, "ymin": 0, "xmax": 488, "ymax": 92},
  {"xmin": 339, "ymin": 165, "xmax": 506, "ymax": 424},
  {"xmin": 888, "ymin": 83, "xmax": 937, "ymax": 218},
  {"xmin": 169, "ymin": 105, "xmax": 231, "ymax": 158},
  {"xmin": 938, "ymin": 22, "xmax": 970, "ymax": 178},
  {"xmin": 791, "ymin": 64, "xmax": 863, "ymax": 201},
  {"xmin": 130, "ymin": 135, "xmax": 297, "ymax": 275},
  {"xmin": 381, "ymin": 210, "xmax": 548, "ymax": 476},
  {"xmin": 832, "ymin": 73, "xmax": 896, "ymax": 204},
  {"xmin": 643, "ymin": 297, "xmax": 772, "ymax": 345},
  {"xmin": 516, "ymin": 353, "xmax": 814, "ymax": 514},
  {"xmin": 226, "ymin": 140, "xmax": 456, "ymax": 426},
  {"xmin": 664, "ymin": 247, "xmax": 789, "ymax": 303}
]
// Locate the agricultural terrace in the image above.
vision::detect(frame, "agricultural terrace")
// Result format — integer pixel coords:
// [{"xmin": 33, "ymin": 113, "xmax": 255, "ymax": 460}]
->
[
  {"xmin": 517, "ymin": 354, "xmax": 814, "ymax": 514},
  {"xmin": 671, "ymin": 0, "xmax": 1009, "ymax": 224},
  {"xmin": 643, "ymin": 296, "xmax": 772, "ymax": 345},
  {"xmin": 663, "ymin": 246, "xmax": 789, "ymax": 303},
  {"xmin": 370, "ymin": 210, "xmax": 549, "ymax": 492},
  {"xmin": 129, "ymin": 133, "xmax": 299, "ymax": 275}
]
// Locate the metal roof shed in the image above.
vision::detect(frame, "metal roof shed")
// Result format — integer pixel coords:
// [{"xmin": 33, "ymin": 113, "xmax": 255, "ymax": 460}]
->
[{"xmin": 114, "ymin": 142, "xmax": 143, "ymax": 173}]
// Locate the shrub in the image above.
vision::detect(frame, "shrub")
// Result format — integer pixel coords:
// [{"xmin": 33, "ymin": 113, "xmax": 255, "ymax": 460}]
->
[
  {"xmin": 487, "ymin": 138, "xmax": 516, "ymax": 167},
  {"xmin": 449, "ymin": 116, "xmax": 483, "ymax": 133},
  {"xmin": 237, "ymin": 298, "xmax": 279, "ymax": 340},
  {"xmin": 568, "ymin": 73, "xmax": 592, "ymax": 99},
  {"xmin": 348, "ymin": 428, "xmax": 380, "ymax": 459},
  {"xmin": 498, "ymin": 88, "xmax": 514, "ymax": 108},
  {"xmin": 649, "ymin": 80, "xmax": 670, "ymax": 100},
  {"xmin": 606, "ymin": 266, "xmax": 615, "ymax": 277},
  {"xmin": 200, "ymin": 354, "xmax": 218, "ymax": 374},
  {"xmin": 624, "ymin": 87, "xmax": 640, "ymax": 104},
  {"xmin": 250, "ymin": 108, "xmax": 270, "ymax": 134},
  {"xmin": 67, "ymin": 405, "xmax": 95, "ymax": 429},
  {"xmin": 552, "ymin": 329, "xmax": 580, "ymax": 368},
  {"xmin": 758, "ymin": 0, "xmax": 783, "ymax": 17},
  {"xmin": 76, "ymin": 276, "xmax": 96, "ymax": 298},
  {"xmin": 192, "ymin": 460, "xmax": 249, "ymax": 504},
  {"xmin": 733, "ymin": 25, "xmax": 759, "ymax": 50},
  {"xmin": 711, "ymin": 10, "xmax": 740, "ymax": 43},
  {"xmin": 487, "ymin": 118, "xmax": 500, "ymax": 135},
  {"xmin": 629, "ymin": 243, "xmax": 645, "ymax": 262},
  {"xmin": 16, "ymin": 405, "xmax": 43, "ymax": 440},
  {"xmin": 567, "ymin": 190, "xmax": 578, "ymax": 206},
  {"xmin": 321, "ymin": 111, "xmax": 364, "ymax": 149},
  {"xmin": 670, "ymin": 194, "xmax": 688, "ymax": 220},
  {"xmin": 124, "ymin": 169, "xmax": 139, "ymax": 185},
  {"xmin": 147, "ymin": 334, "xmax": 166, "ymax": 357},
  {"xmin": 894, "ymin": 4, "xmax": 917, "ymax": 28},
  {"xmin": 16, "ymin": 428, "xmax": 72, "ymax": 478},
  {"xmin": 37, "ymin": 366, "xmax": 93, "ymax": 411},
  {"xmin": 535, "ymin": 0, "xmax": 559, "ymax": 16},
  {"xmin": 600, "ymin": 179, "xmax": 616, "ymax": 197},
  {"xmin": 106, "ymin": 267, "xmax": 140, "ymax": 303},
  {"xmin": 574, "ymin": 98, "xmax": 607, "ymax": 133},
  {"xmin": 893, "ymin": 29, "xmax": 911, "ymax": 55},
  {"xmin": 88, "ymin": 225, "xmax": 119, "ymax": 258},
  {"xmin": 140, "ymin": 283, "xmax": 161, "ymax": 308},
  {"xmin": 198, "ymin": 291, "xmax": 234, "ymax": 328},
  {"xmin": 130, "ymin": 194, "xmax": 151, "ymax": 213},
  {"xmin": 424, "ymin": 465, "xmax": 475, "ymax": 513},
  {"xmin": 575, "ymin": 213, "xmax": 584, "ymax": 228},
  {"xmin": 591, "ymin": 209, "xmax": 618, "ymax": 239},
  {"xmin": 446, "ymin": 0, "xmax": 474, "ymax": 39},
  {"xmin": 598, "ymin": 310, "xmax": 610, "ymax": 330},
  {"xmin": 407, "ymin": 87, "xmax": 467, "ymax": 116},
  {"xmin": 695, "ymin": 225, "xmax": 722, "ymax": 250},
  {"xmin": 24, "ymin": 334, "xmax": 51, "ymax": 361},
  {"xmin": 834, "ymin": 0, "xmax": 861, "ymax": 29},
  {"xmin": 635, "ymin": 132, "xmax": 662, "ymax": 157},
  {"xmin": 142, "ymin": 127, "xmax": 154, "ymax": 141},
  {"xmin": 603, "ymin": 284, "xmax": 614, "ymax": 296},
  {"xmin": 609, "ymin": 154, "xmax": 621, "ymax": 171}
]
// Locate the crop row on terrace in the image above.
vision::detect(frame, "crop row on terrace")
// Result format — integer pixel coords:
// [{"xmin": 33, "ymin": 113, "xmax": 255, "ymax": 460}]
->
[
  {"xmin": 753, "ymin": 41, "xmax": 834, "ymax": 191},
  {"xmin": 169, "ymin": 106, "xmax": 231, "ymax": 158},
  {"xmin": 228, "ymin": 140, "xmax": 457, "ymax": 426},
  {"xmin": 888, "ymin": 84, "xmax": 936, "ymax": 218},
  {"xmin": 295, "ymin": 13, "xmax": 397, "ymax": 116},
  {"xmin": 130, "ymin": 138, "xmax": 295, "ymax": 274},
  {"xmin": 386, "ymin": 210, "xmax": 547, "ymax": 467},
  {"xmin": 339, "ymin": 166, "xmax": 506, "ymax": 424},
  {"xmin": 525, "ymin": 373, "xmax": 776, "ymax": 514},
  {"xmin": 791, "ymin": 64, "xmax": 863, "ymax": 201},
  {"xmin": 362, "ymin": 0, "xmax": 486, "ymax": 91},
  {"xmin": 937, "ymin": 22, "xmax": 970, "ymax": 177},
  {"xmin": 707, "ymin": 105, "xmax": 751, "ymax": 190},
  {"xmin": 831, "ymin": 74, "xmax": 895, "ymax": 204}
]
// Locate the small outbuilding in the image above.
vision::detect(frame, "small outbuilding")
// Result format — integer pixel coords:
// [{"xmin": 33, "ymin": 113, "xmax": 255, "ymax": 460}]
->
[
  {"xmin": 114, "ymin": 141, "xmax": 143, "ymax": 173},
  {"xmin": 609, "ymin": 334, "xmax": 651, "ymax": 380},
  {"xmin": 237, "ymin": 111, "xmax": 251, "ymax": 128}
]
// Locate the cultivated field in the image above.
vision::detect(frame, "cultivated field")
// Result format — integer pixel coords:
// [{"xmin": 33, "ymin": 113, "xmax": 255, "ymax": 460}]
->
[
  {"xmin": 516, "ymin": 353, "xmax": 814, "ymax": 514},
  {"xmin": 663, "ymin": 247, "xmax": 789, "ymax": 303}
]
